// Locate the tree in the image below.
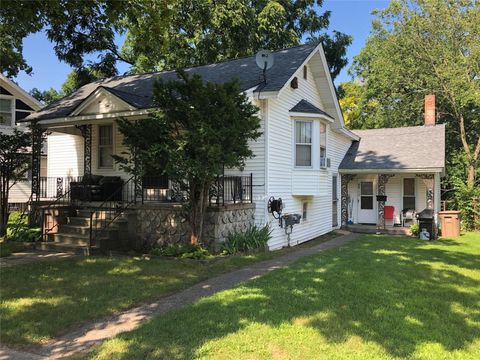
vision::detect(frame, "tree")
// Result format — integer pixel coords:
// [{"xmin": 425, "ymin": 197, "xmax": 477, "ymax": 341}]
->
[
  {"xmin": 346, "ymin": 0, "xmax": 480, "ymax": 229},
  {"xmin": 122, "ymin": 0, "xmax": 351, "ymax": 80},
  {"xmin": 0, "ymin": 129, "xmax": 31, "ymax": 236},
  {"xmin": 29, "ymin": 87, "xmax": 62, "ymax": 106},
  {"xmin": 2, "ymin": 1, "xmax": 350, "ymax": 81},
  {"xmin": 350, "ymin": 0, "xmax": 480, "ymax": 186},
  {"xmin": 116, "ymin": 72, "xmax": 261, "ymax": 244}
]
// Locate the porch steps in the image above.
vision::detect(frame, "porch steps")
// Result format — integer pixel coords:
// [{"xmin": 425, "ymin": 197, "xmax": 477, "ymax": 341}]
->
[{"xmin": 41, "ymin": 209, "xmax": 126, "ymax": 255}]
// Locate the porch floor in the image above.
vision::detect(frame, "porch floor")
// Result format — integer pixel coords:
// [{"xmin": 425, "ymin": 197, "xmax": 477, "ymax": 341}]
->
[{"xmin": 346, "ymin": 224, "xmax": 412, "ymax": 236}]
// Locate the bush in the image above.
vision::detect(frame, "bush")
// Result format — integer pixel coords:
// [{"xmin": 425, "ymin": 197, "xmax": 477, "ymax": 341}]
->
[
  {"xmin": 7, "ymin": 212, "xmax": 41, "ymax": 242},
  {"xmin": 222, "ymin": 224, "xmax": 271, "ymax": 255},
  {"xmin": 451, "ymin": 180, "xmax": 480, "ymax": 231},
  {"xmin": 151, "ymin": 243, "xmax": 211, "ymax": 260},
  {"xmin": 409, "ymin": 223, "xmax": 419, "ymax": 236}
]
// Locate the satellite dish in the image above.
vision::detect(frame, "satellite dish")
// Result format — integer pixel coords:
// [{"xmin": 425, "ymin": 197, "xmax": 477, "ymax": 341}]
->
[{"xmin": 255, "ymin": 50, "xmax": 274, "ymax": 71}]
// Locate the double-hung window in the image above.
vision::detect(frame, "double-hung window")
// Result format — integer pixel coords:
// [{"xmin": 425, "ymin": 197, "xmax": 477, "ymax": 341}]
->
[
  {"xmin": 98, "ymin": 124, "xmax": 113, "ymax": 168},
  {"xmin": 0, "ymin": 98, "xmax": 13, "ymax": 126},
  {"xmin": 295, "ymin": 121, "xmax": 312, "ymax": 167},
  {"xmin": 403, "ymin": 178, "xmax": 416, "ymax": 210}
]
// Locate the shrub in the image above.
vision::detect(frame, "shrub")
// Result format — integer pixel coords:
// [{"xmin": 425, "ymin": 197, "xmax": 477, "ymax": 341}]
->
[
  {"xmin": 7, "ymin": 212, "xmax": 40, "ymax": 242},
  {"xmin": 410, "ymin": 223, "xmax": 419, "ymax": 236},
  {"xmin": 151, "ymin": 243, "xmax": 211, "ymax": 260},
  {"xmin": 451, "ymin": 180, "xmax": 480, "ymax": 231},
  {"xmin": 222, "ymin": 224, "xmax": 271, "ymax": 255}
]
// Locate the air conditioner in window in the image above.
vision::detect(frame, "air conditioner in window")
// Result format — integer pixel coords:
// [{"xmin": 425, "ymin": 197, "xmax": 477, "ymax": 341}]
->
[{"xmin": 320, "ymin": 157, "xmax": 331, "ymax": 169}]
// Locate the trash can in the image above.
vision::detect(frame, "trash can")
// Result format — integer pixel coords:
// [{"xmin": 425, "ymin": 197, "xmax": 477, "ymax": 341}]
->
[
  {"xmin": 438, "ymin": 211, "xmax": 461, "ymax": 237},
  {"xmin": 416, "ymin": 209, "xmax": 435, "ymax": 240}
]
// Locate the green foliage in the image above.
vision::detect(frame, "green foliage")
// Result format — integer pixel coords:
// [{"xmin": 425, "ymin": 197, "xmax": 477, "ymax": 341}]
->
[
  {"xmin": 409, "ymin": 223, "xmax": 420, "ymax": 236},
  {"xmin": 0, "ymin": 0, "xmax": 130, "ymax": 77},
  {"xmin": 451, "ymin": 179, "xmax": 480, "ymax": 231},
  {"xmin": 151, "ymin": 243, "xmax": 211, "ymax": 260},
  {"xmin": 7, "ymin": 212, "xmax": 41, "ymax": 242},
  {"xmin": 222, "ymin": 225, "xmax": 272, "ymax": 255},
  {"xmin": 117, "ymin": 72, "xmax": 261, "ymax": 244},
  {"xmin": 122, "ymin": 0, "xmax": 351, "ymax": 80},
  {"xmin": 0, "ymin": 129, "xmax": 31, "ymax": 236},
  {"xmin": 348, "ymin": 0, "xmax": 480, "ymax": 183},
  {"xmin": 1, "ymin": 1, "xmax": 351, "ymax": 82}
]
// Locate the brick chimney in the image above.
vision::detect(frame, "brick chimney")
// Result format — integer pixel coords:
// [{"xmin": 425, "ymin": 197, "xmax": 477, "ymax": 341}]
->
[{"xmin": 424, "ymin": 95, "xmax": 436, "ymax": 126}]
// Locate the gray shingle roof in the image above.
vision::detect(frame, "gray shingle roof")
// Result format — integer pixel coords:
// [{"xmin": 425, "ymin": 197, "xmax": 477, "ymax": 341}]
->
[
  {"xmin": 290, "ymin": 99, "xmax": 334, "ymax": 119},
  {"xmin": 339, "ymin": 124, "xmax": 445, "ymax": 171},
  {"xmin": 26, "ymin": 43, "xmax": 318, "ymax": 122}
]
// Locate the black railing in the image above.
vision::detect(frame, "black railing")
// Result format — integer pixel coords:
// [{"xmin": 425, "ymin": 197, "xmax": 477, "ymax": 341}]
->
[
  {"xmin": 209, "ymin": 174, "xmax": 253, "ymax": 206},
  {"xmin": 40, "ymin": 176, "xmax": 83, "ymax": 199},
  {"xmin": 40, "ymin": 187, "xmax": 74, "ymax": 241},
  {"xmin": 89, "ymin": 176, "xmax": 137, "ymax": 250}
]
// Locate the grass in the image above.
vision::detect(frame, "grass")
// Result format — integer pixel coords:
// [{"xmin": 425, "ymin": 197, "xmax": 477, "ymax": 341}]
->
[
  {"xmin": 0, "ymin": 231, "xmax": 336, "ymax": 347},
  {"xmin": 83, "ymin": 232, "xmax": 480, "ymax": 360},
  {"xmin": 0, "ymin": 240, "xmax": 27, "ymax": 257}
]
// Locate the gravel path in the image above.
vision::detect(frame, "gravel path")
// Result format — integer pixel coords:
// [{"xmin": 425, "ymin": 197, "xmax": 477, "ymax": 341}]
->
[{"xmin": 0, "ymin": 232, "xmax": 360, "ymax": 360}]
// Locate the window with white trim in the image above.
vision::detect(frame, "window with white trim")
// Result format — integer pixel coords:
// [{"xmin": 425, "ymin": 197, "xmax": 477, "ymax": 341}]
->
[
  {"xmin": 98, "ymin": 124, "xmax": 113, "ymax": 168},
  {"xmin": 0, "ymin": 98, "xmax": 12, "ymax": 125},
  {"xmin": 295, "ymin": 121, "xmax": 312, "ymax": 167},
  {"xmin": 320, "ymin": 122, "xmax": 327, "ymax": 166}
]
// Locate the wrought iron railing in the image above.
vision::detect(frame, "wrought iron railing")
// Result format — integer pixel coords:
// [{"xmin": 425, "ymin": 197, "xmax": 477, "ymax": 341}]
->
[
  {"xmin": 40, "ymin": 176, "xmax": 83, "ymax": 199},
  {"xmin": 89, "ymin": 176, "xmax": 137, "ymax": 250},
  {"xmin": 209, "ymin": 174, "xmax": 253, "ymax": 206}
]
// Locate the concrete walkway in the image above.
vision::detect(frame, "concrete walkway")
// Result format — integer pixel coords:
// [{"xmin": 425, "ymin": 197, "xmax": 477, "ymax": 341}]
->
[
  {"xmin": 0, "ymin": 251, "xmax": 76, "ymax": 268},
  {"xmin": 0, "ymin": 232, "xmax": 359, "ymax": 360}
]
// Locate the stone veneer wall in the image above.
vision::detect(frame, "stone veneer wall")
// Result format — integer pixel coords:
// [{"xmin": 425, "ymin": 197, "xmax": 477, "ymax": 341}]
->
[{"xmin": 131, "ymin": 202, "xmax": 255, "ymax": 250}]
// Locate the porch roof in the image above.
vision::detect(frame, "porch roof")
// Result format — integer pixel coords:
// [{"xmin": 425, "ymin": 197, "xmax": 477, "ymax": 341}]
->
[
  {"xmin": 23, "ymin": 44, "xmax": 318, "ymax": 122},
  {"xmin": 339, "ymin": 124, "xmax": 445, "ymax": 173}
]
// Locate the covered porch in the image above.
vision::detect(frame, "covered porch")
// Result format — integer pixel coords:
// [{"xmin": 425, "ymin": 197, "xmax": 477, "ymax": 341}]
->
[{"xmin": 340, "ymin": 172, "xmax": 441, "ymax": 231}]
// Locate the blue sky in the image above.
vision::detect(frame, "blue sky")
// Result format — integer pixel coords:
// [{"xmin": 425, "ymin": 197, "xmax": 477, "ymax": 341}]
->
[{"xmin": 14, "ymin": 0, "xmax": 390, "ymax": 93}]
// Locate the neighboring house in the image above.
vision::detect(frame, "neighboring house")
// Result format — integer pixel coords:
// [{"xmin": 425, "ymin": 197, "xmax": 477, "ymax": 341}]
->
[
  {"xmin": 0, "ymin": 74, "xmax": 46, "ymax": 206},
  {"xmin": 22, "ymin": 43, "xmax": 445, "ymax": 251}
]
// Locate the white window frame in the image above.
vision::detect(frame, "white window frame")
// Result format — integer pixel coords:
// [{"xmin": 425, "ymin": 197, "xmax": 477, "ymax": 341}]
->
[
  {"xmin": 294, "ymin": 120, "xmax": 313, "ymax": 168},
  {"xmin": 0, "ymin": 94, "xmax": 15, "ymax": 127},
  {"xmin": 98, "ymin": 124, "xmax": 114, "ymax": 169}
]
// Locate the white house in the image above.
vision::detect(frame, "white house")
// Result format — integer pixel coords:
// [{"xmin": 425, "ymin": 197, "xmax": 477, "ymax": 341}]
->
[
  {"xmin": 0, "ymin": 74, "xmax": 45, "ymax": 206},
  {"xmin": 22, "ymin": 43, "xmax": 445, "ymax": 251}
]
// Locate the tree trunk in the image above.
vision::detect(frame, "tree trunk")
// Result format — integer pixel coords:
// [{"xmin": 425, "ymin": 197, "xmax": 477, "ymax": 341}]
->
[
  {"xmin": 189, "ymin": 180, "xmax": 209, "ymax": 245},
  {"xmin": 467, "ymin": 163, "xmax": 476, "ymax": 187}
]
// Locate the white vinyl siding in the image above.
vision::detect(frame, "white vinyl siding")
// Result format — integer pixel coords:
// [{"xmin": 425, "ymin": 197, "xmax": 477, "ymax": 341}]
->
[
  {"xmin": 265, "ymin": 57, "xmax": 351, "ymax": 249},
  {"xmin": 47, "ymin": 133, "xmax": 84, "ymax": 178}
]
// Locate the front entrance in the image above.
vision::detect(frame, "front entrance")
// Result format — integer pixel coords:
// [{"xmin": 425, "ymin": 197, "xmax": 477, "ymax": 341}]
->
[{"xmin": 358, "ymin": 180, "xmax": 376, "ymax": 224}]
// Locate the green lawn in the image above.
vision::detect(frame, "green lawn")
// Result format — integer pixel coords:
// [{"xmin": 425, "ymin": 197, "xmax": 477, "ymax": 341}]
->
[
  {"xmin": 84, "ymin": 233, "xmax": 480, "ymax": 360},
  {"xmin": 0, "ymin": 232, "xmax": 336, "ymax": 347}
]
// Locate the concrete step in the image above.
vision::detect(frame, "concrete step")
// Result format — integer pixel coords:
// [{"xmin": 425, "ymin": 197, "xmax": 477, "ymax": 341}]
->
[
  {"xmin": 49, "ymin": 233, "xmax": 89, "ymax": 246},
  {"xmin": 37, "ymin": 241, "xmax": 100, "ymax": 255},
  {"xmin": 59, "ymin": 224, "xmax": 91, "ymax": 236}
]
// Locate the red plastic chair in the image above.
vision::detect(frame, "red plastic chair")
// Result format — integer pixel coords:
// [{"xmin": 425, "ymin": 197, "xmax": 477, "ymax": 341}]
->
[{"xmin": 384, "ymin": 206, "xmax": 395, "ymax": 226}]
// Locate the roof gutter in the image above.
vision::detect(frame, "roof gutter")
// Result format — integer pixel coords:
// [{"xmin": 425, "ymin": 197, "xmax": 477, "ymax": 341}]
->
[
  {"xmin": 22, "ymin": 109, "xmax": 152, "ymax": 127},
  {"xmin": 338, "ymin": 167, "xmax": 444, "ymax": 174}
]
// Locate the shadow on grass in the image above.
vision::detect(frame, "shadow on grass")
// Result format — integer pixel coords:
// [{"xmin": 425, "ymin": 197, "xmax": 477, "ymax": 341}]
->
[{"xmin": 90, "ymin": 234, "xmax": 480, "ymax": 359}]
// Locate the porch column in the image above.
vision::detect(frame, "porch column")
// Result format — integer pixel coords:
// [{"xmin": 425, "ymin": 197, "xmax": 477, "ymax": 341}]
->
[
  {"xmin": 377, "ymin": 174, "xmax": 395, "ymax": 228},
  {"xmin": 416, "ymin": 174, "xmax": 435, "ymax": 209},
  {"xmin": 77, "ymin": 124, "xmax": 92, "ymax": 176},
  {"xmin": 31, "ymin": 124, "xmax": 45, "ymax": 202},
  {"xmin": 341, "ymin": 174, "xmax": 356, "ymax": 227}
]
